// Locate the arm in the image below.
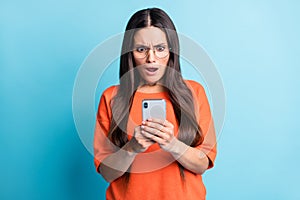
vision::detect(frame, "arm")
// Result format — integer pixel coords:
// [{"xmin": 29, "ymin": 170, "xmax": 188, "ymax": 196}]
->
[
  {"xmin": 166, "ymin": 139, "xmax": 209, "ymax": 174},
  {"xmin": 141, "ymin": 119, "xmax": 209, "ymax": 175},
  {"xmin": 98, "ymin": 142, "xmax": 137, "ymax": 183},
  {"xmin": 172, "ymin": 82, "xmax": 216, "ymax": 173},
  {"xmin": 141, "ymin": 83, "xmax": 216, "ymax": 174},
  {"xmin": 142, "ymin": 85, "xmax": 216, "ymax": 174},
  {"xmin": 94, "ymin": 87, "xmax": 155, "ymax": 182},
  {"xmin": 97, "ymin": 127, "xmax": 155, "ymax": 183}
]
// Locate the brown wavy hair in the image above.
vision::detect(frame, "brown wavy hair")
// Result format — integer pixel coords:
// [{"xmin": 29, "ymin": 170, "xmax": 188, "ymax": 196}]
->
[{"xmin": 108, "ymin": 8, "xmax": 204, "ymax": 181}]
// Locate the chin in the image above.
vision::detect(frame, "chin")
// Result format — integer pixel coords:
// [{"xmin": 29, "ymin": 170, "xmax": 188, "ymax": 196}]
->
[
  {"xmin": 140, "ymin": 73, "xmax": 165, "ymax": 86},
  {"xmin": 144, "ymin": 80, "xmax": 158, "ymax": 85}
]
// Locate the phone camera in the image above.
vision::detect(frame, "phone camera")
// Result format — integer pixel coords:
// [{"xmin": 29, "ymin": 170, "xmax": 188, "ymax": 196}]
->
[{"xmin": 143, "ymin": 102, "xmax": 148, "ymax": 109}]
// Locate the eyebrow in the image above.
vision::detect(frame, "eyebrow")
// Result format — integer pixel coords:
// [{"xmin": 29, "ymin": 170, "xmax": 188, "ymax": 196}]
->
[{"xmin": 134, "ymin": 43, "xmax": 168, "ymax": 47}]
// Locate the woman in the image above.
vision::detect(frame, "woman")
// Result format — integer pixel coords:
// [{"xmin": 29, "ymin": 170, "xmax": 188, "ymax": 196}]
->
[{"xmin": 94, "ymin": 8, "xmax": 217, "ymax": 200}]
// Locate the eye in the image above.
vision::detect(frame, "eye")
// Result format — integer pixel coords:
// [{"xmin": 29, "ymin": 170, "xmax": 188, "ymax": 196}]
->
[
  {"xmin": 155, "ymin": 46, "xmax": 166, "ymax": 52},
  {"xmin": 136, "ymin": 46, "xmax": 148, "ymax": 53}
]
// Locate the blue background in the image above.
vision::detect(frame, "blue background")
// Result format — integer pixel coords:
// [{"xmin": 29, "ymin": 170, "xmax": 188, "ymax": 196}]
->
[{"xmin": 1, "ymin": 0, "xmax": 299, "ymax": 199}]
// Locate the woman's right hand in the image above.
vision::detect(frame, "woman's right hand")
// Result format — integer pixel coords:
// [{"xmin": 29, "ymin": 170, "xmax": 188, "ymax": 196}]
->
[
  {"xmin": 126, "ymin": 124, "xmax": 155, "ymax": 153},
  {"xmin": 99, "ymin": 124, "xmax": 152, "ymax": 182}
]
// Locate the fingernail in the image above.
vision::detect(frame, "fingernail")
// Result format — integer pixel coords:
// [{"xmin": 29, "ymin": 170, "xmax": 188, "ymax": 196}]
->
[
  {"xmin": 141, "ymin": 125, "xmax": 144, "ymax": 129},
  {"xmin": 142, "ymin": 121, "xmax": 145, "ymax": 125}
]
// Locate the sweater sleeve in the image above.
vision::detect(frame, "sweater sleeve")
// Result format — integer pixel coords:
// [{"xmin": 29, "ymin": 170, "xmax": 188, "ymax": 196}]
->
[
  {"xmin": 94, "ymin": 86, "xmax": 117, "ymax": 173},
  {"xmin": 186, "ymin": 80, "xmax": 217, "ymax": 169}
]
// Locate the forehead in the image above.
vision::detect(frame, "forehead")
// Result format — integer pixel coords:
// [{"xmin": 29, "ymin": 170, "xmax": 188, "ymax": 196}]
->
[{"xmin": 133, "ymin": 27, "xmax": 167, "ymax": 45}]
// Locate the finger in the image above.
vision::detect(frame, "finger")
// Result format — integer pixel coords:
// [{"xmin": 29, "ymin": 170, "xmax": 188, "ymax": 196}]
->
[
  {"xmin": 141, "ymin": 126, "xmax": 173, "ymax": 143},
  {"xmin": 134, "ymin": 134, "xmax": 155, "ymax": 146},
  {"xmin": 162, "ymin": 120, "xmax": 174, "ymax": 129},
  {"xmin": 135, "ymin": 126, "xmax": 153, "ymax": 141},
  {"xmin": 144, "ymin": 121, "xmax": 174, "ymax": 137},
  {"xmin": 144, "ymin": 122, "xmax": 165, "ymax": 132},
  {"xmin": 147, "ymin": 118, "xmax": 165, "ymax": 126},
  {"xmin": 147, "ymin": 118, "xmax": 174, "ymax": 129},
  {"xmin": 164, "ymin": 127, "xmax": 174, "ymax": 135},
  {"xmin": 141, "ymin": 129, "xmax": 166, "ymax": 144},
  {"xmin": 141, "ymin": 125, "xmax": 164, "ymax": 137}
]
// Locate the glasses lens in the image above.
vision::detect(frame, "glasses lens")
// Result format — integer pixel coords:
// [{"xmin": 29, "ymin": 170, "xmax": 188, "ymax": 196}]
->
[
  {"xmin": 155, "ymin": 51, "xmax": 168, "ymax": 58},
  {"xmin": 133, "ymin": 46, "xmax": 147, "ymax": 58},
  {"xmin": 155, "ymin": 46, "xmax": 169, "ymax": 58},
  {"xmin": 133, "ymin": 46, "xmax": 169, "ymax": 59},
  {"xmin": 134, "ymin": 51, "xmax": 147, "ymax": 58}
]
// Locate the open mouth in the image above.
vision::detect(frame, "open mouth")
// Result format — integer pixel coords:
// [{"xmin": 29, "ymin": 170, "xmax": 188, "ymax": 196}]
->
[{"xmin": 145, "ymin": 67, "xmax": 158, "ymax": 72}]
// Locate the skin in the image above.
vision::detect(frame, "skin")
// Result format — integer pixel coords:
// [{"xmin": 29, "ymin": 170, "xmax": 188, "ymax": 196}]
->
[
  {"xmin": 99, "ymin": 27, "xmax": 209, "ymax": 183},
  {"xmin": 133, "ymin": 26, "xmax": 169, "ymax": 87}
]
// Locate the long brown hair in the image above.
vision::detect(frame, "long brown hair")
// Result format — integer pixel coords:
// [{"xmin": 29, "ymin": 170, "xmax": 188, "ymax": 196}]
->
[{"xmin": 108, "ymin": 8, "xmax": 204, "ymax": 181}]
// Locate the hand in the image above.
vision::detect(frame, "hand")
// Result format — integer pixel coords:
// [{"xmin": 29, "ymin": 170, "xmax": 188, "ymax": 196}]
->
[
  {"xmin": 126, "ymin": 126, "xmax": 155, "ymax": 153},
  {"xmin": 141, "ymin": 118, "xmax": 177, "ymax": 151}
]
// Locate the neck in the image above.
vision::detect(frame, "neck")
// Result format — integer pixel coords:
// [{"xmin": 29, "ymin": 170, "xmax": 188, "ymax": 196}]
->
[{"xmin": 137, "ymin": 83, "xmax": 166, "ymax": 93}]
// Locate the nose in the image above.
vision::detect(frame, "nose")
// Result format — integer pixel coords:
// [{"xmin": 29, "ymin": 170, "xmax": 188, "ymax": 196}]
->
[{"xmin": 146, "ymin": 49, "xmax": 156, "ymax": 63}]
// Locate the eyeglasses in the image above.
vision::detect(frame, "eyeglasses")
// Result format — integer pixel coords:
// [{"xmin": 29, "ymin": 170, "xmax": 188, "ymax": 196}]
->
[{"xmin": 133, "ymin": 45, "xmax": 171, "ymax": 59}]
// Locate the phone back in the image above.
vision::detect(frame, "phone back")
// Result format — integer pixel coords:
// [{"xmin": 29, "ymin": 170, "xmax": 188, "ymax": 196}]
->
[{"xmin": 142, "ymin": 99, "xmax": 166, "ymax": 121}]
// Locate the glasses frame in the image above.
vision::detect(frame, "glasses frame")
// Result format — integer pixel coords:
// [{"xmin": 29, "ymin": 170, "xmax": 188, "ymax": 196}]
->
[{"xmin": 132, "ymin": 45, "xmax": 172, "ymax": 59}]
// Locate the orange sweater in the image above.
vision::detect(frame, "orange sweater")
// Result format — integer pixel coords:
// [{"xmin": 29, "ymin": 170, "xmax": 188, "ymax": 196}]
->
[{"xmin": 94, "ymin": 80, "xmax": 217, "ymax": 200}]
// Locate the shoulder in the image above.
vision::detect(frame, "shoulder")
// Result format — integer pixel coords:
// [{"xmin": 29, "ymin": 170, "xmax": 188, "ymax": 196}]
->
[
  {"xmin": 184, "ymin": 80, "xmax": 209, "ymax": 104},
  {"xmin": 184, "ymin": 79, "xmax": 205, "ymax": 94},
  {"xmin": 101, "ymin": 85, "xmax": 119, "ymax": 100},
  {"xmin": 184, "ymin": 80, "xmax": 211, "ymax": 110},
  {"xmin": 97, "ymin": 85, "xmax": 119, "ymax": 112}
]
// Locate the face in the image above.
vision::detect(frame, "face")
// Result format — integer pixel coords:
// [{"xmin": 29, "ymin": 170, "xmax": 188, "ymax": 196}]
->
[{"xmin": 133, "ymin": 27, "xmax": 170, "ymax": 85}]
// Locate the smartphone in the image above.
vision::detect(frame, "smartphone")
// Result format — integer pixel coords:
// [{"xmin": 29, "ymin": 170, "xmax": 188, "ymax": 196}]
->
[{"xmin": 142, "ymin": 99, "xmax": 166, "ymax": 121}]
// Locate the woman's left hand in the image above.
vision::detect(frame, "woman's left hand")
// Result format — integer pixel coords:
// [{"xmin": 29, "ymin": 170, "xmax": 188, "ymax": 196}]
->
[
  {"xmin": 140, "ymin": 118, "xmax": 177, "ymax": 151},
  {"xmin": 141, "ymin": 118, "xmax": 209, "ymax": 174}
]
